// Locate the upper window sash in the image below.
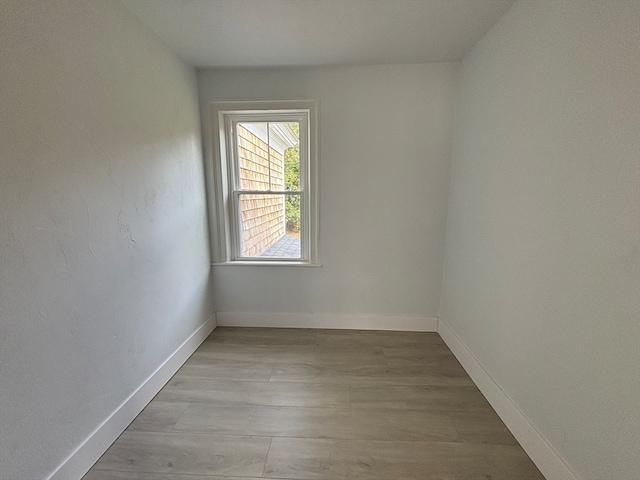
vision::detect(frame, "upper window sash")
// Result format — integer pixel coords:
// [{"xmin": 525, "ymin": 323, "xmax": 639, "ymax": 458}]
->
[{"xmin": 224, "ymin": 113, "xmax": 309, "ymax": 194}]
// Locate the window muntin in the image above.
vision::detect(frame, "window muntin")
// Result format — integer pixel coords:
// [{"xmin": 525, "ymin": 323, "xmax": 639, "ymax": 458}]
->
[{"xmin": 210, "ymin": 101, "xmax": 318, "ymax": 265}]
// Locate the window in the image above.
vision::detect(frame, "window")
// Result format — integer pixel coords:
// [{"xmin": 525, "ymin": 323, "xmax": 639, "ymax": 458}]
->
[{"xmin": 208, "ymin": 100, "xmax": 318, "ymax": 265}]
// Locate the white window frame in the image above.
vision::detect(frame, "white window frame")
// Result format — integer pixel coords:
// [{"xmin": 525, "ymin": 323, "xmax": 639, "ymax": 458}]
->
[{"xmin": 207, "ymin": 100, "xmax": 319, "ymax": 266}]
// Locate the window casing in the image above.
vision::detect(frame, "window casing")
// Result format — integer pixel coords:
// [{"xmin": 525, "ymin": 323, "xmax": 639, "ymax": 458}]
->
[{"xmin": 208, "ymin": 100, "xmax": 318, "ymax": 265}]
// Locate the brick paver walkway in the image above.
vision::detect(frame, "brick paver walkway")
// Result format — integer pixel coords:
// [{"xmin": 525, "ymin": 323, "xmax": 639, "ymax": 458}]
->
[{"xmin": 261, "ymin": 235, "xmax": 300, "ymax": 258}]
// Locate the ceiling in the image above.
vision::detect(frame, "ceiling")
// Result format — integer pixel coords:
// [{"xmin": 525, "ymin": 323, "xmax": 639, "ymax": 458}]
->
[{"xmin": 121, "ymin": 0, "xmax": 514, "ymax": 67}]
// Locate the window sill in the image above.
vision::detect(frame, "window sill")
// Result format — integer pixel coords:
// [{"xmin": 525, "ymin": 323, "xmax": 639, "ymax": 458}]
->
[{"xmin": 211, "ymin": 261, "xmax": 321, "ymax": 267}]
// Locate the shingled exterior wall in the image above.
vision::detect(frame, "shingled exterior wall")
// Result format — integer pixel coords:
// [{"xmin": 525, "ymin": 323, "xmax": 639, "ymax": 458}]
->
[{"xmin": 237, "ymin": 124, "xmax": 285, "ymax": 256}]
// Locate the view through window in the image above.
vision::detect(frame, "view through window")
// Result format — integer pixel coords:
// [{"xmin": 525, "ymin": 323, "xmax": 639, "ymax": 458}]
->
[{"xmin": 235, "ymin": 121, "xmax": 301, "ymax": 259}]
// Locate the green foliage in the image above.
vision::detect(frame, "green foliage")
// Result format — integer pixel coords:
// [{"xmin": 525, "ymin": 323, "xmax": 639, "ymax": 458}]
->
[{"xmin": 284, "ymin": 123, "xmax": 300, "ymax": 232}]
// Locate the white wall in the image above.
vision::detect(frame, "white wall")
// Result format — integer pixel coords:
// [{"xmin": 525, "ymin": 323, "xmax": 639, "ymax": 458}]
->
[
  {"xmin": 440, "ymin": 1, "xmax": 639, "ymax": 479},
  {"xmin": 198, "ymin": 64, "xmax": 456, "ymax": 320},
  {"xmin": 0, "ymin": 1, "xmax": 214, "ymax": 478}
]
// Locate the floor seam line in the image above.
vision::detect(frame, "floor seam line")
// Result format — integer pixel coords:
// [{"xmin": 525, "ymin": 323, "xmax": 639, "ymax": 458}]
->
[{"xmin": 261, "ymin": 436, "xmax": 274, "ymax": 478}]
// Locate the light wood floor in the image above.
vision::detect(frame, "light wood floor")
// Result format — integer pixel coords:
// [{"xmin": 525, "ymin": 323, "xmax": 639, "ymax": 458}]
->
[{"xmin": 84, "ymin": 327, "xmax": 545, "ymax": 480}]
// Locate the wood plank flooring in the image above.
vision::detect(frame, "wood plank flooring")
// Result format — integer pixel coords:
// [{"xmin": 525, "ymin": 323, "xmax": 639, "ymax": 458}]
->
[{"xmin": 84, "ymin": 328, "xmax": 545, "ymax": 480}]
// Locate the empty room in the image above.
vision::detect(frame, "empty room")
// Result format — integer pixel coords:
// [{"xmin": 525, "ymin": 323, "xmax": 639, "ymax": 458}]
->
[{"xmin": 1, "ymin": 1, "xmax": 638, "ymax": 479}]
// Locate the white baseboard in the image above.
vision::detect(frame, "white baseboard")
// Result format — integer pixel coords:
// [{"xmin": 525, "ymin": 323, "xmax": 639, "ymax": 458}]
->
[
  {"xmin": 47, "ymin": 313, "xmax": 217, "ymax": 480},
  {"xmin": 216, "ymin": 312, "xmax": 439, "ymax": 331},
  {"xmin": 437, "ymin": 317, "xmax": 579, "ymax": 480}
]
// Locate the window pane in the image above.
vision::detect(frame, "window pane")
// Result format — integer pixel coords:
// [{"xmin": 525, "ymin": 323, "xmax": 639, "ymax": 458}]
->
[
  {"xmin": 239, "ymin": 193, "xmax": 301, "ymax": 258},
  {"xmin": 237, "ymin": 122, "xmax": 270, "ymax": 191},
  {"xmin": 236, "ymin": 122, "xmax": 299, "ymax": 191}
]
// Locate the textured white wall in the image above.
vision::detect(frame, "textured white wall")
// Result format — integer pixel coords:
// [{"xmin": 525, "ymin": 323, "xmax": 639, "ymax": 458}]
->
[
  {"xmin": 440, "ymin": 1, "xmax": 640, "ymax": 479},
  {"xmin": 198, "ymin": 64, "xmax": 456, "ymax": 318},
  {"xmin": 0, "ymin": 1, "xmax": 213, "ymax": 478}
]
